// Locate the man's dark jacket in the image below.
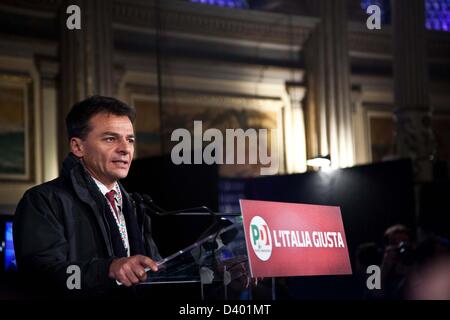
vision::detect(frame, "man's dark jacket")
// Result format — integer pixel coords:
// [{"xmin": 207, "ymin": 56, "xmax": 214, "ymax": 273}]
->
[{"xmin": 13, "ymin": 153, "xmax": 161, "ymax": 297}]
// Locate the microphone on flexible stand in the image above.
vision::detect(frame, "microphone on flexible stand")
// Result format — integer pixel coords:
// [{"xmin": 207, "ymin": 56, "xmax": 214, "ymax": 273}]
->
[
  {"xmin": 130, "ymin": 192, "xmax": 232, "ymax": 245},
  {"xmin": 131, "ymin": 192, "xmax": 223, "ymax": 219},
  {"xmin": 142, "ymin": 194, "xmax": 167, "ymax": 214},
  {"xmin": 131, "ymin": 192, "xmax": 163, "ymax": 215}
]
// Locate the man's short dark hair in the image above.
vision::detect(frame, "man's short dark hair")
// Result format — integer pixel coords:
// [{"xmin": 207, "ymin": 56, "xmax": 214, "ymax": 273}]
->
[{"xmin": 66, "ymin": 95, "xmax": 136, "ymax": 140}]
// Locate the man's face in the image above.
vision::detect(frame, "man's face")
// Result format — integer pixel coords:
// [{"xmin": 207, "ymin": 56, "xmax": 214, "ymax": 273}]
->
[{"xmin": 71, "ymin": 113, "xmax": 135, "ymax": 188}]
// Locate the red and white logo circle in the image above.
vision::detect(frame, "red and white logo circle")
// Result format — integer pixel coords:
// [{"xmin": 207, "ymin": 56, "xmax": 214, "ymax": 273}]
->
[{"xmin": 249, "ymin": 216, "xmax": 272, "ymax": 261}]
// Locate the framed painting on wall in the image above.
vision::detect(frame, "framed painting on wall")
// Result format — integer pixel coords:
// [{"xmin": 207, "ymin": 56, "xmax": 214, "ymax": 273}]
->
[
  {"xmin": 0, "ymin": 75, "xmax": 34, "ymax": 181},
  {"xmin": 368, "ymin": 111, "xmax": 395, "ymax": 163},
  {"xmin": 162, "ymin": 100, "xmax": 281, "ymax": 178}
]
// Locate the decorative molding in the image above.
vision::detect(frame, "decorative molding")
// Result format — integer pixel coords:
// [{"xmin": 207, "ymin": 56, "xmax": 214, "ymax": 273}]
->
[
  {"xmin": 349, "ymin": 25, "xmax": 450, "ymax": 63},
  {"xmin": 118, "ymin": 65, "xmax": 296, "ymax": 101},
  {"xmin": 285, "ymin": 83, "xmax": 306, "ymax": 104},
  {"xmin": 0, "ymin": 0, "xmax": 449, "ymax": 65},
  {"xmin": 0, "ymin": 34, "xmax": 57, "ymax": 59},
  {"xmin": 1, "ymin": 0, "xmax": 449, "ymax": 66},
  {"xmin": 124, "ymin": 85, "xmax": 283, "ymax": 112},
  {"xmin": 0, "ymin": 73, "xmax": 32, "ymax": 84},
  {"xmin": 348, "ymin": 31, "xmax": 392, "ymax": 59},
  {"xmin": 394, "ymin": 107, "xmax": 435, "ymax": 162},
  {"xmin": 112, "ymin": 0, "xmax": 317, "ymax": 47},
  {"xmin": 114, "ymin": 50, "xmax": 304, "ymax": 86}
]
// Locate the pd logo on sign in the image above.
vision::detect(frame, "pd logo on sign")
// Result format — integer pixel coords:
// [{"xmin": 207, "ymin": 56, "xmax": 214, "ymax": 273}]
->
[{"xmin": 250, "ymin": 216, "xmax": 272, "ymax": 261}]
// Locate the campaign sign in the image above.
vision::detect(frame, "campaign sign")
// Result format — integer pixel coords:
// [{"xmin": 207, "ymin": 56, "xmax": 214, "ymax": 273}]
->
[{"xmin": 240, "ymin": 199, "xmax": 352, "ymax": 278}]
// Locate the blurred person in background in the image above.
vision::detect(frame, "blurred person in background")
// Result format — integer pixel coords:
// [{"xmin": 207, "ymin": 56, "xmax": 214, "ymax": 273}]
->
[
  {"xmin": 405, "ymin": 235, "xmax": 450, "ymax": 300},
  {"xmin": 380, "ymin": 224, "xmax": 415, "ymax": 299}
]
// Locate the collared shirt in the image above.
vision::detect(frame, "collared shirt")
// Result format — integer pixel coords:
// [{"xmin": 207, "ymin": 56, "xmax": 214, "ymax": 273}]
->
[{"xmin": 91, "ymin": 176, "xmax": 130, "ymax": 257}]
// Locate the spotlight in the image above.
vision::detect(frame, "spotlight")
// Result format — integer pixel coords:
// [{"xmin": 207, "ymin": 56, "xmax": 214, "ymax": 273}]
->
[{"xmin": 306, "ymin": 155, "xmax": 331, "ymax": 169}]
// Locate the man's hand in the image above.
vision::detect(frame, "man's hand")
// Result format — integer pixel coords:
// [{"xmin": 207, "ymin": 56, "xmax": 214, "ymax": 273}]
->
[{"xmin": 108, "ymin": 255, "xmax": 158, "ymax": 287}]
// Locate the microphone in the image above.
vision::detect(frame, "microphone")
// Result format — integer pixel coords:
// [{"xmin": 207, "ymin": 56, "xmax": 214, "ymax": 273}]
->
[
  {"xmin": 131, "ymin": 192, "xmax": 225, "ymax": 218},
  {"xmin": 131, "ymin": 192, "xmax": 166, "ymax": 215},
  {"xmin": 131, "ymin": 192, "xmax": 242, "ymax": 246},
  {"xmin": 130, "ymin": 192, "xmax": 233, "ymax": 243},
  {"xmin": 142, "ymin": 194, "xmax": 168, "ymax": 214}
]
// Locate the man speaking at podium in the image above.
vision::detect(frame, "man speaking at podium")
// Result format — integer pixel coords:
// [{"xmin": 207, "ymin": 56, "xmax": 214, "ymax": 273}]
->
[{"xmin": 13, "ymin": 96, "xmax": 161, "ymax": 297}]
